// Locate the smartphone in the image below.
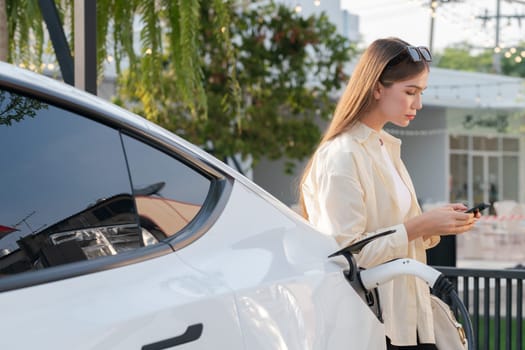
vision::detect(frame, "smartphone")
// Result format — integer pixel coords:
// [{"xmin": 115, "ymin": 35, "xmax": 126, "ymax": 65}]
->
[{"xmin": 465, "ymin": 202, "xmax": 490, "ymax": 214}]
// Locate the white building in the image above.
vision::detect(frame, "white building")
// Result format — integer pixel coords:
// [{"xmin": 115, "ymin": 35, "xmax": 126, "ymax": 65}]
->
[{"xmin": 274, "ymin": 0, "xmax": 360, "ymax": 42}]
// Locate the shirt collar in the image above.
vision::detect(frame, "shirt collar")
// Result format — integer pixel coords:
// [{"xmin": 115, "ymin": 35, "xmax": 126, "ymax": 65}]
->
[{"xmin": 348, "ymin": 121, "xmax": 402, "ymax": 146}]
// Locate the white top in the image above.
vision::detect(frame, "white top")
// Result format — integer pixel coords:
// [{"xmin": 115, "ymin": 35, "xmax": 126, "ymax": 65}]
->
[{"xmin": 380, "ymin": 141, "xmax": 412, "ymax": 219}]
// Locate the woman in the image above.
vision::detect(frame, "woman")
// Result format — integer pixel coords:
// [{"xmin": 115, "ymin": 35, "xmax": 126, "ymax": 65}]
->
[{"xmin": 299, "ymin": 37, "xmax": 477, "ymax": 349}]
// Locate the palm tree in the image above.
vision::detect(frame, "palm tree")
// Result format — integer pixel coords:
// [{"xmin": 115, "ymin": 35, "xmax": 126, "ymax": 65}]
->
[
  {"xmin": 1, "ymin": 0, "xmax": 46, "ymax": 68},
  {"xmin": 0, "ymin": 0, "xmax": 7, "ymax": 61}
]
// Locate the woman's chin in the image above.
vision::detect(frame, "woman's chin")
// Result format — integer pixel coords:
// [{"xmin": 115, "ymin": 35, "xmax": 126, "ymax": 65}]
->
[{"xmin": 392, "ymin": 120, "xmax": 411, "ymax": 128}]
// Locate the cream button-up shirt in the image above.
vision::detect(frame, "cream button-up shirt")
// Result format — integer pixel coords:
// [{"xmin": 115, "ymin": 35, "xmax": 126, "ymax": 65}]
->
[{"xmin": 302, "ymin": 121, "xmax": 440, "ymax": 346}]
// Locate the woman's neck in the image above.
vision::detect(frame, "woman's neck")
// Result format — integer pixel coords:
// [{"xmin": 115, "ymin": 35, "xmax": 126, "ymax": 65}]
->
[{"xmin": 360, "ymin": 112, "xmax": 385, "ymax": 132}]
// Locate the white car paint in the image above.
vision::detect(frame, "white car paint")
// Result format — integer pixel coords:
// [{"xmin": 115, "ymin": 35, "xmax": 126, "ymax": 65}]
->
[
  {"xmin": 175, "ymin": 182, "xmax": 387, "ymax": 349},
  {"xmin": 0, "ymin": 61, "xmax": 387, "ymax": 349},
  {"xmin": 0, "ymin": 182, "xmax": 386, "ymax": 350},
  {"xmin": 0, "ymin": 251, "xmax": 244, "ymax": 349}
]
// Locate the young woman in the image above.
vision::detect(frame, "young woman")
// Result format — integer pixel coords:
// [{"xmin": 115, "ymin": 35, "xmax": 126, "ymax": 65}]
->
[{"xmin": 299, "ymin": 37, "xmax": 478, "ymax": 349}]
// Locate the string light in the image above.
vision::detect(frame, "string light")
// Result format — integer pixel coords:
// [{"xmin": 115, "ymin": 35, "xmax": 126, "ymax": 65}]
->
[
  {"xmin": 314, "ymin": 0, "xmax": 321, "ymax": 6},
  {"xmin": 491, "ymin": 45, "xmax": 525, "ymax": 63}
]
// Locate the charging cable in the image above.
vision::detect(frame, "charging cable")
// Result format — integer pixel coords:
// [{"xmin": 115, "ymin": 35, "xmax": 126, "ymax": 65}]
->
[{"xmin": 359, "ymin": 259, "xmax": 474, "ymax": 349}]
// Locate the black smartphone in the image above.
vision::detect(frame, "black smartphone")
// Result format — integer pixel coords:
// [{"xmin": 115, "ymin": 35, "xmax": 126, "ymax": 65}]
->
[{"xmin": 465, "ymin": 202, "xmax": 490, "ymax": 214}]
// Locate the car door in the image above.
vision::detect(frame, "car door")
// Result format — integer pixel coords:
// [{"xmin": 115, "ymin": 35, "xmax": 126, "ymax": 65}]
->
[
  {"xmin": 174, "ymin": 180, "xmax": 387, "ymax": 349},
  {"xmin": 0, "ymin": 87, "xmax": 244, "ymax": 349}
]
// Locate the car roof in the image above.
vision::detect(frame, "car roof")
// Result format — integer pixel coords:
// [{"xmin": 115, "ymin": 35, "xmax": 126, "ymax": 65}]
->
[{"xmin": 0, "ymin": 61, "xmax": 234, "ymax": 177}]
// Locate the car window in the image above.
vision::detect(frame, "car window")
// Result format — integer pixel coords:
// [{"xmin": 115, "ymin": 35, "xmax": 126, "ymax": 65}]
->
[
  {"xmin": 0, "ymin": 88, "xmax": 216, "ymax": 278},
  {"xmin": 0, "ymin": 89, "xmax": 153, "ymax": 277},
  {"xmin": 122, "ymin": 134, "xmax": 211, "ymax": 241}
]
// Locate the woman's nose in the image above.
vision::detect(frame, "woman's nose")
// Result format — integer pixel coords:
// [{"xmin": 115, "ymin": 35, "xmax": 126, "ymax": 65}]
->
[{"xmin": 413, "ymin": 94, "xmax": 423, "ymax": 110}]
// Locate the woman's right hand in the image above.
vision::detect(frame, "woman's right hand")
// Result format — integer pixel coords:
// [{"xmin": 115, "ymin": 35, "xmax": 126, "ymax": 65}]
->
[{"xmin": 404, "ymin": 203, "xmax": 477, "ymax": 241}]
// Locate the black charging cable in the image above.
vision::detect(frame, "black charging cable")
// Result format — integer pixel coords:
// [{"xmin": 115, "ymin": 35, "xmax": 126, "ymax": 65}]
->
[{"xmin": 432, "ymin": 275, "xmax": 475, "ymax": 350}]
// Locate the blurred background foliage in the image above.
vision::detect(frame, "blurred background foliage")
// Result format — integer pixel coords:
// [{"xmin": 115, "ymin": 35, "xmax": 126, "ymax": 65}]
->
[
  {"xmin": 435, "ymin": 41, "xmax": 525, "ymax": 77},
  {"xmin": 116, "ymin": 1, "xmax": 355, "ymax": 172},
  {"xmin": 7, "ymin": 1, "xmax": 525, "ymax": 172}
]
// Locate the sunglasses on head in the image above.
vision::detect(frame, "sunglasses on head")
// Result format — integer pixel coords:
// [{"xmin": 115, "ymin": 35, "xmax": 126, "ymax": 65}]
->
[{"xmin": 406, "ymin": 46, "xmax": 432, "ymax": 62}]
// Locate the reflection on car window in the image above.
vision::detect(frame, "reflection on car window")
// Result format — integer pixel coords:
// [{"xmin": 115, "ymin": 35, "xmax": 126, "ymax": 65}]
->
[
  {"xmin": 122, "ymin": 135, "xmax": 211, "ymax": 240},
  {"xmin": 0, "ymin": 89, "xmax": 139, "ymax": 275}
]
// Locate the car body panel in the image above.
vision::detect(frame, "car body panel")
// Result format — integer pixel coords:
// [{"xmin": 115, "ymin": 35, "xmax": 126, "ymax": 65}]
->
[
  {"xmin": 0, "ymin": 251, "xmax": 244, "ymax": 349},
  {"xmin": 0, "ymin": 61, "xmax": 386, "ymax": 349},
  {"xmin": 176, "ymin": 182, "xmax": 386, "ymax": 349}
]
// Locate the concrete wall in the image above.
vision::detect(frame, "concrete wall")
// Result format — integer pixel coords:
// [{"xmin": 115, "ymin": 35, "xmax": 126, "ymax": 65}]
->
[{"xmin": 253, "ymin": 157, "xmax": 305, "ymax": 207}]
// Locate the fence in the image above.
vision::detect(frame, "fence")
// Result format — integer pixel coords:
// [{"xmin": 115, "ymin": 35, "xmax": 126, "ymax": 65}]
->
[{"xmin": 435, "ymin": 266, "xmax": 525, "ymax": 350}]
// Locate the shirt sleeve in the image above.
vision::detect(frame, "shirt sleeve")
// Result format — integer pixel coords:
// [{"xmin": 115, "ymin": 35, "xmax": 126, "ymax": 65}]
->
[
  {"xmin": 308, "ymin": 148, "xmax": 408, "ymax": 268},
  {"xmin": 423, "ymin": 235, "xmax": 440, "ymax": 249}
]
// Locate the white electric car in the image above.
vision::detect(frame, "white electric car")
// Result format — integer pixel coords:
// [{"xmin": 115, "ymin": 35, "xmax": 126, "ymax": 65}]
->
[{"xmin": 0, "ymin": 61, "xmax": 391, "ymax": 349}]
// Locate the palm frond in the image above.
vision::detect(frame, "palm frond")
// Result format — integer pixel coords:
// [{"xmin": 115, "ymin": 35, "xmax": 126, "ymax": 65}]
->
[
  {"xmin": 212, "ymin": 0, "xmax": 241, "ymax": 127},
  {"xmin": 175, "ymin": 0, "xmax": 206, "ymax": 118}
]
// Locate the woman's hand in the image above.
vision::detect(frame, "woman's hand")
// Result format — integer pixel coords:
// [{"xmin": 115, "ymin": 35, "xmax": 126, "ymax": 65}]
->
[{"xmin": 404, "ymin": 203, "xmax": 478, "ymax": 241}]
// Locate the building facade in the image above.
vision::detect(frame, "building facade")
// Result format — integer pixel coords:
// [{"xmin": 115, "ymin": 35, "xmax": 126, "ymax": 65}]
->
[{"xmin": 274, "ymin": 0, "xmax": 360, "ymax": 42}]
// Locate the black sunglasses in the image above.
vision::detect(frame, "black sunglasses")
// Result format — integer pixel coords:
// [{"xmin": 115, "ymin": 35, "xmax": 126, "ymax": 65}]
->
[{"xmin": 406, "ymin": 46, "xmax": 432, "ymax": 62}]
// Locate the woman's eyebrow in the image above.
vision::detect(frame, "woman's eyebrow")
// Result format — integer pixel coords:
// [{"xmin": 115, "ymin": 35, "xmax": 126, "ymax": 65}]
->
[{"xmin": 405, "ymin": 84, "xmax": 427, "ymax": 90}]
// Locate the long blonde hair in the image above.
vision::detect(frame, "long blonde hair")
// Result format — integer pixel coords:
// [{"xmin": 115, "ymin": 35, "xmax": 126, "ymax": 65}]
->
[{"xmin": 298, "ymin": 37, "xmax": 430, "ymax": 219}]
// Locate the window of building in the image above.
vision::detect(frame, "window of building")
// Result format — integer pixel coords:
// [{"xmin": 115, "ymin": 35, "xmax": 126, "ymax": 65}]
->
[{"xmin": 449, "ymin": 135, "xmax": 520, "ymax": 213}]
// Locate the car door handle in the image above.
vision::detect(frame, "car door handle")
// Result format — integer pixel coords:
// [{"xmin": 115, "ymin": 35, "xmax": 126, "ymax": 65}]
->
[{"xmin": 142, "ymin": 323, "xmax": 203, "ymax": 350}]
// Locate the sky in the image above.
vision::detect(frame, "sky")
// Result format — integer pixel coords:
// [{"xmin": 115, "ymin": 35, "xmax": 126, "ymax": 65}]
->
[{"xmin": 340, "ymin": 0, "xmax": 525, "ymax": 52}]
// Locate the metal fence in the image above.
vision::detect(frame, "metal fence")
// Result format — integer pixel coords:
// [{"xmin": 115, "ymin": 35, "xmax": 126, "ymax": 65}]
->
[{"xmin": 434, "ymin": 266, "xmax": 525, "ymax": 350}]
